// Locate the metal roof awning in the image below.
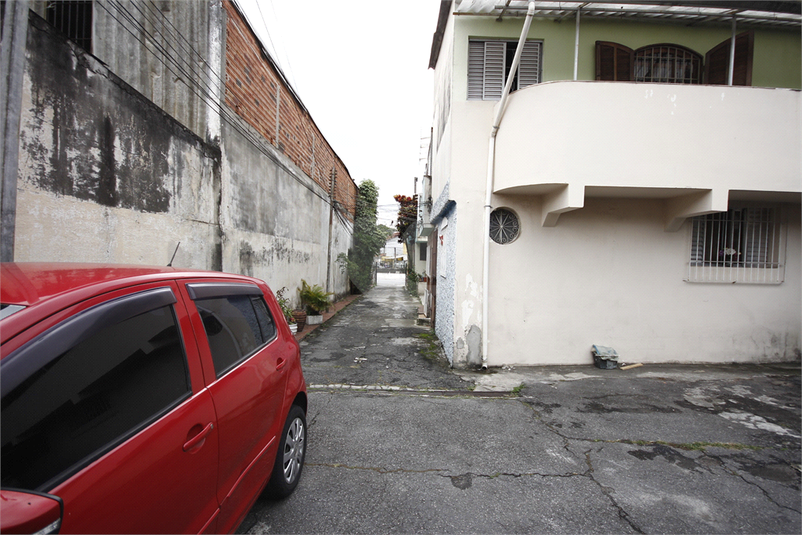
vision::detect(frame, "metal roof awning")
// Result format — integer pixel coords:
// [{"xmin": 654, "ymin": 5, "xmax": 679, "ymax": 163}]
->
[{"xmin": 454, "ymin": 1, "xmax": 802, "ymax": 28}]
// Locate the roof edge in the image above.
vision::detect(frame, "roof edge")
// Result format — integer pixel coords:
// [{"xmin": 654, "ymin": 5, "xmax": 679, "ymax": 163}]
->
[{"xmin": 429, "ymin": 1, "xmax": 453, "ymax": 70}]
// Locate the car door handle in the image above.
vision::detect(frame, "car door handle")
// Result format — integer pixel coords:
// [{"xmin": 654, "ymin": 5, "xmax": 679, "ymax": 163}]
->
[
  {"xmin": 183, "ymin": 423, "xmax": 214, "ymax": 452},
  {"xmin": 276, "ymin": 357, "xmax": 287, "ymax": 370}
]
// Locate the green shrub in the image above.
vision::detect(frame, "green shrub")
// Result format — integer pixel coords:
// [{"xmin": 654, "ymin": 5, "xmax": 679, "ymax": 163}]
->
[{"xmin": 298, "ymin": 279, "xmax": 333, "ymax": 315}]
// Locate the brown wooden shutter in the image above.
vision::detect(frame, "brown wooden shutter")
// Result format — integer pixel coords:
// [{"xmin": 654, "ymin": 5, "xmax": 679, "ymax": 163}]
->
[
  {"xmin": 595, "ymin": 41, "xmax": 633, "ymax": 81},
  {"xmin": 704, "ymin": 31, "xmax": 754, "ymax": 86}
]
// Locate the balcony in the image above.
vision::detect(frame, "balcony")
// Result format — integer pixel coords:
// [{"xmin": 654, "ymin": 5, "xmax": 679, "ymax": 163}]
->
[{"xmin": 493, "ymin": 81, "xmax": 801, "ymax": 229}]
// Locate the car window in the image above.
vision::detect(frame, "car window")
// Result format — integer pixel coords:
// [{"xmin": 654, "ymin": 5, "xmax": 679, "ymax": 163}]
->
[
  {"xmin": 195, "ymin": 295, "xmax": 277, "ymax": 378},
  {"xmin": 1, "ymin": 302, "xmax": 190, "ymax": 491}
]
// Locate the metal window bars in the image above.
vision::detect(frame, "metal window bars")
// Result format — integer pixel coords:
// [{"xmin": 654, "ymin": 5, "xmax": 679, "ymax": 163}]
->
[
  {"xmin": 489, "ymin": 208, "xmax": 520, "ymax": 245},
  {"xmin": 633, "ymin": 46, "xmax": 701, "ymax": 84},
  {"xmin": 46, "ymin": 1, "xmax": 93, "ymax": 52},
  {"xmin": 688, "ymin": 207, "xmax": 785, "ymax": 283}
]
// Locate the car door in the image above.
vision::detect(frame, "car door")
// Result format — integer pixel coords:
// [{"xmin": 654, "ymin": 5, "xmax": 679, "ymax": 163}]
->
[
  {"xmin": 180, "ymin": 280, "xmax": 289, "ymax": 533},
  {"xmin": 0, "ymin": 282, "xmax": 220, "ymax": 534}
]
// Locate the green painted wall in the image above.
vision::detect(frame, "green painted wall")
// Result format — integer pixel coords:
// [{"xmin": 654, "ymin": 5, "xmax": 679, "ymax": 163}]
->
[{"xmin": 453, "ymin": 16, "xmax": 801, "ymax": 95}]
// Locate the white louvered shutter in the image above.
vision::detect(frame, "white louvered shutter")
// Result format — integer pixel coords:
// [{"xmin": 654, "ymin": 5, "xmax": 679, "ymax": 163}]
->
[
  {"xmin": 467, "ymin": 40, "xmax": 485, "ymax": 100},
  {"xmin": 468, "ymin": 39, "xmax": 541, "ymax": 101},
  {"xmin": 518, "ymin": 41, "xmax": 541, "ymax": 88},
  {"xmin": 483, "ymin": 41, "xmax": 505, "ymax": 100}
]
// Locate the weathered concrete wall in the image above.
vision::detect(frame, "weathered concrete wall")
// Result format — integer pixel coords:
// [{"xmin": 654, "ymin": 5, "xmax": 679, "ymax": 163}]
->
[
  {"xmin": 15, "ymin": 8, "xmax": 353, "ymax": 303},
  {"xmin": 219, "ymin": 116, "xmax": 353, "ymax": 305},
  {"xmin": 29, "ymin": 0, "xmax": 219, "ymax": 142},
  {"xmin": 16, "ymin": 13, "xmax": 222, "ymax": 269}
]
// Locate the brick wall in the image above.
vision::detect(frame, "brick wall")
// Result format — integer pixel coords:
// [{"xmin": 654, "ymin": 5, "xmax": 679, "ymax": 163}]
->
[{"xmin": 223, "ymin": 1, "xmax": 356, "ymax": 220}]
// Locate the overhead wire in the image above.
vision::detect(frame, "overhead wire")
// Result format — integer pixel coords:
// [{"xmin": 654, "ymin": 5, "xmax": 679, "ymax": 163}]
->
[{"xmin": 93, "ymin": 0, "xmax": 357, "ymax": 212}]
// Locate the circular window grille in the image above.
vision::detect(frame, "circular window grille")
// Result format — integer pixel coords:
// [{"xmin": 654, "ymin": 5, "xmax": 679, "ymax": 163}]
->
[{"xmin": 489, "ymin": 208, "xmax": 520, "ymax": 244}]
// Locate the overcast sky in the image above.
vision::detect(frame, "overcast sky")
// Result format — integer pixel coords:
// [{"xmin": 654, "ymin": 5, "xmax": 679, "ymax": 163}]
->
[{"xmin": 237, "ymin": 0, "xmax": 440, "ymax": 226}]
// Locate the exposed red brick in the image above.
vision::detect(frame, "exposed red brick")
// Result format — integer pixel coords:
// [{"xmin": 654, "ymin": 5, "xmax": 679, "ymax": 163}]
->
[{"xmin": 223, "ymin": 1, "xmax": 356, "ymax": 219}]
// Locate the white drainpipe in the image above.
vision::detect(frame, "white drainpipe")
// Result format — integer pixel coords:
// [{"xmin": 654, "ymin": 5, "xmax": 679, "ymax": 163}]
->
[
  {"xmin": 481, "ymin": 1, "xmax": 535, "ymax": 369},
  {"xmin": 573, "ymin": 5, "xmax": 581, "ymax": 80},
  {"xmin": 728, "ymin": 15, "xmax": 737, "ymax": 86}
]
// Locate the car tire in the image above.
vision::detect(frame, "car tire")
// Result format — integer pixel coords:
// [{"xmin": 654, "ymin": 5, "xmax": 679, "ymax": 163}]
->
[{"xmin": 266, "ymin": 405, "xmax": 306, "ymax": 499}]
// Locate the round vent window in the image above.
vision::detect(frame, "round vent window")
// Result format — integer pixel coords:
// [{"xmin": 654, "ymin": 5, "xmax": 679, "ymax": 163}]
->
[{"xmin": 489, "ymin": 208, "xmax": 520, "ymax": 244}]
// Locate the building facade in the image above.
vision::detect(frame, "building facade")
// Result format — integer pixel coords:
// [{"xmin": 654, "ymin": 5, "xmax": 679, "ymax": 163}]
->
[
  {"xmin": 6, "ymin": 0, "xmax": 357, "ymax": 305},
  {"xmin": 424, "ymin": 0, "xmax": 801, "ymax": 367}
]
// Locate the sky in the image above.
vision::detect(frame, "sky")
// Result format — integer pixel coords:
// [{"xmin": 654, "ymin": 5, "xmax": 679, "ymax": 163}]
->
[{"xmin": 237, "ymin": 0, "xmax": 440, "ymax": 226}]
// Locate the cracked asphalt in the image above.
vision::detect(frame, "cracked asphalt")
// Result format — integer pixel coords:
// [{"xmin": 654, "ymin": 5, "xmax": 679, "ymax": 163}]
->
[{"xmin": 242, "ymin": 274, "xmax": 801, "ymax": 534}]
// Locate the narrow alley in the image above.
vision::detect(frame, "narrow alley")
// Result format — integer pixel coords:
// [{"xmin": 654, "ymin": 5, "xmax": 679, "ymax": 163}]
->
[{"xmin": 242, "ymin": 275, "xmax": 801, "ymax": 534}]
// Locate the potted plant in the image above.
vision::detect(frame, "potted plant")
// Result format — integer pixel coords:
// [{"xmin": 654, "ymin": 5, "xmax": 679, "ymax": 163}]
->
[
  {"xmin": 298, "ymin": 279, "xmax": 333, "ymax": 326},
  {"xmin": 275, "ymin": 287, "xmax": 298, "ymax": 334}
]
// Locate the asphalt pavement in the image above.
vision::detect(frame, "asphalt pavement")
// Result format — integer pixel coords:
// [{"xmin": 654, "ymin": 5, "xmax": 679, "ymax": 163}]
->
[{"xmin": 242, "ymin": 273, "xmax": 801, "ymax": 534}]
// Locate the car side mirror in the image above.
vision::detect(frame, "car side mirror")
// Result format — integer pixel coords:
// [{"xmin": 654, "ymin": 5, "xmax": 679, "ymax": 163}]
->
[{"xmin": 0, "ymin": 489, "xmax": 63, "ymax": 534}]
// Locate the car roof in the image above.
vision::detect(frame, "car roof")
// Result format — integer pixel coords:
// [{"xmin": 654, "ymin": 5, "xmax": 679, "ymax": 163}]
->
[{"xmin": 1, "ymin": 263, "xmax": 264, "ymax": 345}]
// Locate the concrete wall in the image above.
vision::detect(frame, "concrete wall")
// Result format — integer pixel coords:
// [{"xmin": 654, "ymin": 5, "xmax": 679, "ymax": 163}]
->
[
  {"xmin": 219, "ymin": 117, "xmax": 353, "ymax": 302},
  {"xmin": 494, "ymin": 82, "xmax": 801, "ymax": 200},
  {"xmin": 16, "ymin": 13, "xmax": 222, "ymax": 269},
  {"xmin": 29, "ymin": 0, "xmax": 221, "ymax": 142},
  {"xmin": 485, "ymin": 197, "xmax": 801, "ymax": 366},
  {"xmin": 433, "ymin": 95, "xmax": 801, "ymax": 366},
  {"xmin": 14, "ymin": 7, "xmax": 354, "ymax": 305}
]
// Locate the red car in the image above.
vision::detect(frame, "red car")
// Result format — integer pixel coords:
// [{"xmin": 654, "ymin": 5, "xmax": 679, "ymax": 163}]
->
[{"xmin": 0, "ymin": 263, "xmax": 307, "ymax": 534}]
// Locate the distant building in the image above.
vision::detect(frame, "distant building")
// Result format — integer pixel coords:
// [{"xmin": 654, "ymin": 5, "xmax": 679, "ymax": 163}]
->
[
  {"xmin": 379, "ymin": 235, "xmax": 407, "ymax": 271},
  {"xmin": 422, "ymin": 0, "xmax": 801, "ymax": 367},
  {"xmin": 5, "ymin": 1, "xmax": 357, "ymax": 301}
]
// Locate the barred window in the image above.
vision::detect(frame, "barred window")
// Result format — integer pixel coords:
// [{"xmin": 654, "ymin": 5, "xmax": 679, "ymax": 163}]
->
[
  {"xmin": 46, "ymin": 1, "xmax": 93, "ymax": 52},
  {"xmin": 633, "ymin": 45, "xmax": 701, "ymax": 84},
  {"xmin": 688, "ymin": 207, "xmax": 785, "ymax": 284},
  {"xmin": 489, "ymin": 208, "xmax": 520, "ymax": 245}
]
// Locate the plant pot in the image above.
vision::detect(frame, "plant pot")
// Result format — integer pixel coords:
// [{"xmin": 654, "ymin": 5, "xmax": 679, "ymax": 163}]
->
[
  {"xmin": 292, "ymin": 310, "xmax": 306, "ymax": 332},
  {"xmin": 307, "ymin": 314, "xmax": 323, "ymax": 325},
  {"xmin": 289, "ymin": 323, "xmax": 298, "ymax": 335}
]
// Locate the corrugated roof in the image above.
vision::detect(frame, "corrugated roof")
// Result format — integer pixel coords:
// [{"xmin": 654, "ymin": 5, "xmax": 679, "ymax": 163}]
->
[
  {"xmin": 454, "ymin": 1, "xmax": 802, "ymax": 27},
  {"xmin": 430, "ymin": 1, "xmax": 800, "ymax": 68}
]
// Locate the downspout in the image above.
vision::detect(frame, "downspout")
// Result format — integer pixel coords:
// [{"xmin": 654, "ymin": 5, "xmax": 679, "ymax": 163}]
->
[
  {"xmin": 573, "ymin": 5, "xmax": 581, "ymax": 80},
  {"xmin": 481, "ymin": 1, "xmax": 535, "ymax": 369},
  {"xmin": 727, "ymin": 14, "xmax": 737, "ymax": 86}
]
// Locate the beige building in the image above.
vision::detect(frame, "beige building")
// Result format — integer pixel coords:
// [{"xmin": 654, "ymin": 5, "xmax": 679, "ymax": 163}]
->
[{"xmin": 422, "ymin": 0, "xmax": 801, "ymax": 368}]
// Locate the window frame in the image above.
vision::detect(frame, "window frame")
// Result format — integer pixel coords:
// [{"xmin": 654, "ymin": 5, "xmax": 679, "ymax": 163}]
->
[
  {"xmin": 686, "ymin": 205, "xmax": 787, "ymax": 284},
  {"xmin": 1, "ymin": 287, "xmax": 192, "ymax": 492},
  {"xmin": 46, "ymin": 0, "xmax": 93, "ymax": 52},
  {"xmin": 633, "ymin": 44, "xmax": 702, "ymax": 84},
  {"xmin": 489, "ymin": 207, "xmax": 521, "ymax": 245},
  {"xmin": 186, "ymin": 283, "xmax": 278, "ymax": 379}
]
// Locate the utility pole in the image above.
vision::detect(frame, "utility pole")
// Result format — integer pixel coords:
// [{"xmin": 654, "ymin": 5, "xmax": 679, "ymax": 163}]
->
[
  {"xmin": 1, "ymin": 0, "xmax": 29, "ymax": 262},
  {"xmin": 325, "ymin": 166, "xmax": 336, "ymax": 293}
]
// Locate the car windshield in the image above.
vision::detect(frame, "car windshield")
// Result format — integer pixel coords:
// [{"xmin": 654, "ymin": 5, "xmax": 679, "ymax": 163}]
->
[{"xmin": 0, "ymin": 304, "xmax": 26, "ymax": 320}]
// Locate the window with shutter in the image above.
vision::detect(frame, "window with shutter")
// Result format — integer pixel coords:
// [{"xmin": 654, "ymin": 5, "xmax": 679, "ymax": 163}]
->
[
  {"xmin": 704, "ymin": 31, "xmax": 754, "ymax": 86},
  {"xmin": 468, "ymin": 39, "xmax": 542, "ymax": 101},
  {"xmin": 595, "ymin": 41, "xmax": 633, "ymax": 81}
]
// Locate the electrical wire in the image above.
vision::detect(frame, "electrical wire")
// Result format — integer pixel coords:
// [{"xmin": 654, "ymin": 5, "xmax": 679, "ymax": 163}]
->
[{"xmin": 93, "ymin": 0, "xmax": 358, "ymax": 212}]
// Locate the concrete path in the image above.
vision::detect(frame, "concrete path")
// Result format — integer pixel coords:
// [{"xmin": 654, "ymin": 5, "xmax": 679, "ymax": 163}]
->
[{"xmin": 243, "ymin": 275, "xmax": 801, "ymax": 534}]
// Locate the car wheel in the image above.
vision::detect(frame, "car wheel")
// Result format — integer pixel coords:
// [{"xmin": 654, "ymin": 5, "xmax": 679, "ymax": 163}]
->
[{"xmin": 266, "ymin": 405, "xmax": 306, "ymax": 498}]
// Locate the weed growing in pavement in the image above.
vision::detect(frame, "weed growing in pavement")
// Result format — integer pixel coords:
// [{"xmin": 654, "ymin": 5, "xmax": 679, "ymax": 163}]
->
[
  {"xmin": 416, "ymin": 332, "xmax": 442, "ymax": 362},
  {"xmin": 511, "ymin": 383, "xmax": 525, "ymax": 396}
]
